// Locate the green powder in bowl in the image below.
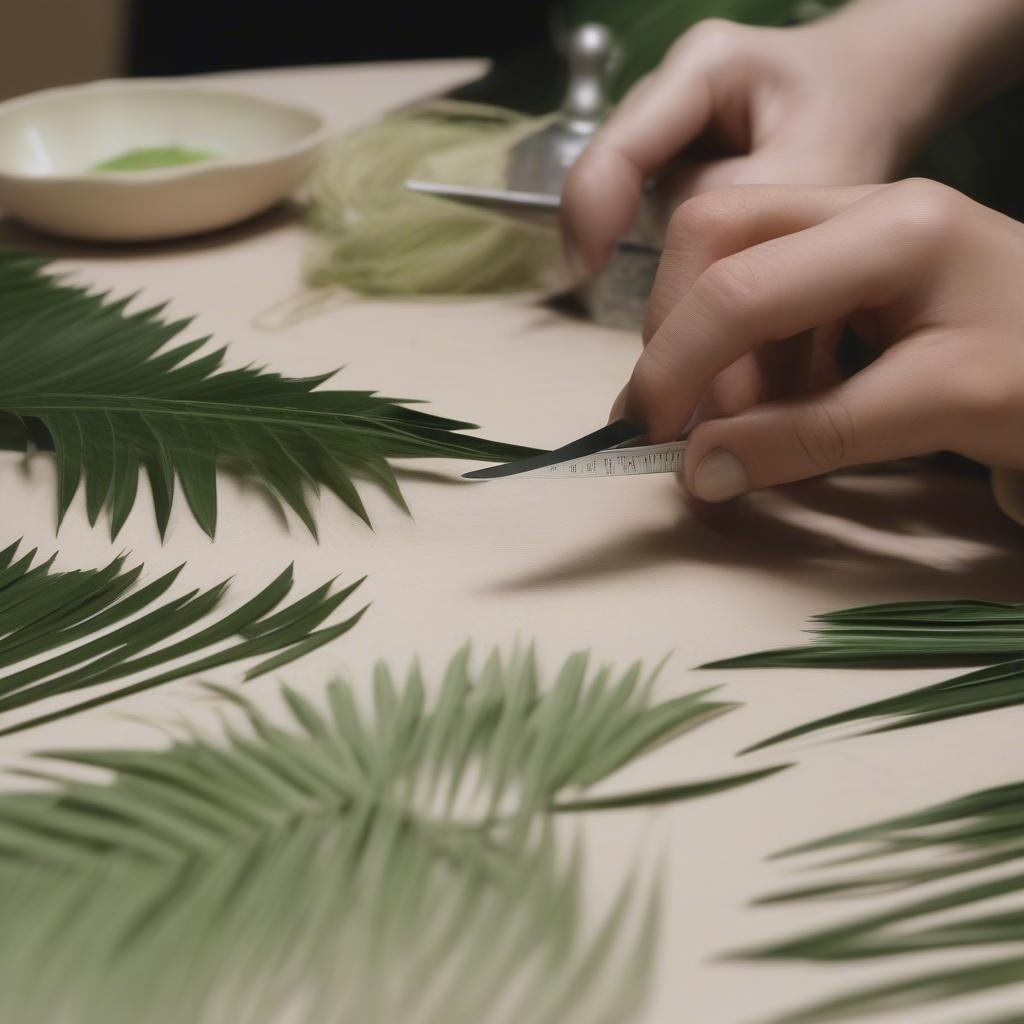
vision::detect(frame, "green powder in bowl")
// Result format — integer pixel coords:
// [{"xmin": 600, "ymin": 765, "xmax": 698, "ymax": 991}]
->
[{"xmin": 92, "ymin": 146, "xmax": 217, "ymax": 172}]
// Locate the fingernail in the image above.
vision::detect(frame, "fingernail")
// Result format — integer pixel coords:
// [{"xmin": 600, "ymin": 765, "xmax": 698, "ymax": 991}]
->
[{"xmin": 694, "ymin": 449, "xmax": 749, "ymax": 503}]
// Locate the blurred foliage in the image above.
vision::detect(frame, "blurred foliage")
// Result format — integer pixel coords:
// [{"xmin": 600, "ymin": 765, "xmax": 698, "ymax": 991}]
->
[
  {"xmin": 0, "ymin": 645, "xmax": 783, "ymax": 1024},
  {"xmin": 739, "ymin": 780, "xmax": 1024, "ymax": 1022},
  {"xmin": 570, "ymin": 0, "xmax": 801, "ymax": 99}
]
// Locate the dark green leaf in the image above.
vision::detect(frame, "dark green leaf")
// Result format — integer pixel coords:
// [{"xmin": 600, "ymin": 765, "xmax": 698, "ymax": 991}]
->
[
  {"xmin": 0, "ymin": 252, "xmax": 538, "ymax": 539},
  {"xmin": 0, "ymin": 540, "xmax": 365, "ymax": 735}
]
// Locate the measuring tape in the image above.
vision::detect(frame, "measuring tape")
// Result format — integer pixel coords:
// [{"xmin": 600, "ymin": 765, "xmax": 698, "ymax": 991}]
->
[{"xmin": 509, "ymin": 441, "xmax": 687, "ymax": 479}]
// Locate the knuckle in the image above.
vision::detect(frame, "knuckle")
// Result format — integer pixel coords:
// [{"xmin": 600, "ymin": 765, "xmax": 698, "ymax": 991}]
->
[
  {"xmin": 666, "ymin": 189, "xmax": 746, "ymax": 249},
  {"xmin": 883, "ymin": 178, "xmax": 967, "ymax": 248},
  {"xmin": 673, "ymin": 18, "xmax": 741, "ymax": 60},
  {"xmin": 791, "ymin": 396, "xmax": 858, "ymax": 470},
  {"xmin": 695, "ymin": 253, "xmax": 767, "ymax": 319}
]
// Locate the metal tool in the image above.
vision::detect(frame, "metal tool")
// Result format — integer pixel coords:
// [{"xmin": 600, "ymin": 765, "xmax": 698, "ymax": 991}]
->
[
  {"xmin": 406, "ymin": 23, "xmax": 670, "ymax": 329},
  {"xmin": 505, "ymin": 22, "xmax": 617, "ymax": 195},
  {"xmin": 463, "ymin": 419, "xmax": 687, "ymax": 480},
  {"xmin": 404, "ymin": 179, "xmax": 661, "ymax": 258},
  {"xmin": 403, "ymin": 174, "xmax": 666, "ymax": 328},
  {"xmin": 404, "ymin": 180, "xmax": 564, "ymax": 233}
]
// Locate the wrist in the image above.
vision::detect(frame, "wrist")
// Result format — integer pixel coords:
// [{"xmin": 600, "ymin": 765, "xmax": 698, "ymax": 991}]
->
[
  {"xmin": 810, "ymin": 0, "xmax": 1024, "ymax": 150},
  {"xmin": 794, "ymin": 14, "xmax": 948, "ymax": 169}
]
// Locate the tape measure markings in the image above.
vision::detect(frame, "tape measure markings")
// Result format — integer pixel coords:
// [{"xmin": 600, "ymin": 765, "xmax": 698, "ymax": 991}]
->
[{"xmin": 513, "ymin": 441, "xmax": 687, "ymax": 479}]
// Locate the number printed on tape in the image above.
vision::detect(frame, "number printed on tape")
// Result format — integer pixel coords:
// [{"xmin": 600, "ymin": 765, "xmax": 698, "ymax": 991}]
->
[{"xmin": 516, "ymin": 442, "xmax": 687, "ymax": 479}]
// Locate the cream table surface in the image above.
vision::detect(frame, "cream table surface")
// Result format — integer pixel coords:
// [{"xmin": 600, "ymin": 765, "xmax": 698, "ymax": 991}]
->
[{"xmin": 2, "ymin": 61, "xmax": 1024, "ymax": 1024}]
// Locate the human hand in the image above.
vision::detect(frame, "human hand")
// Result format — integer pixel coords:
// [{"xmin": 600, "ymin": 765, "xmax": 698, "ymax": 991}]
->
[
  {"xmin": 620, "ymin": 180, "xmax": 1024, "ymax": 503},
  {"xmin": 563, "ymin": 1, "xmax": 1024, "ymax": 274}
]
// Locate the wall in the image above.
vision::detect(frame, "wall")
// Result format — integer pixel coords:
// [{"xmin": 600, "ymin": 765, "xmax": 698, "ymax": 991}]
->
[{"xmin": 0, "ymin": 0, "xmax": 127, "ymax": 101}]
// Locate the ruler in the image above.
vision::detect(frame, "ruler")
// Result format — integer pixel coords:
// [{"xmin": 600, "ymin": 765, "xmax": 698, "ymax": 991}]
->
[
  {"xmin": 507, "ymin": 441, "xmax": 687, "ymax": 479},
  {"xmin": 463, "ymin": 419, "xmax": 687, "ymax": 481}
]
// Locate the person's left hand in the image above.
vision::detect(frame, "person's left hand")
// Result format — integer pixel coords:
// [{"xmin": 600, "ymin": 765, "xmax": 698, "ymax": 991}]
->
[{"xmin": 617, "ymin": 179, "xmax": 1024, "ymax": 503}]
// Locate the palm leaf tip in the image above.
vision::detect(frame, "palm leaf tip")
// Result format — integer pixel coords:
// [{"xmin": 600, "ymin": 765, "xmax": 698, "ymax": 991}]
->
[
  {"xmin": 551, "ymin": 763, "xmax": 792, "ymax": 813},
  {"xmin": 725, "ymin": 595, "xmax": 1024, "ymax": 749},
  {"xmin": 0, "ymin": 539, "xmax": 366, "ymax": 736},
  {"xmin": 704, "ymin": 596, "xmax": 1024, "ymax": 670},
  {"xmin": 0, "ymin": 250, "xmax": 538, "ymax": 539}
]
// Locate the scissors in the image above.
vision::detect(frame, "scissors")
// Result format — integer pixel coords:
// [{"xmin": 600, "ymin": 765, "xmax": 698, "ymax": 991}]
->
[
  {"xmin": 405, "ymin": 178, "xmax": 665, "ymax": 330},
  {"xmin": 405, "ymin": 179, "xmax": 662, "ymax": 259},
  {"xmin": 463, "ymin": 419, "xmax": 687, "ymax": 480},
  {"xmin": 404, "ymin": 182, "xmax": 682, "ymax": 480}
]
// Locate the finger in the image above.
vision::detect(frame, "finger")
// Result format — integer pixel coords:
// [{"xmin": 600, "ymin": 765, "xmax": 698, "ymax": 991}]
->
[
  {"xmin": 643, "ymin": 183, "xmax": 883, "ymax": 344},
  {"xmin": 562, "ymin": 27, "xmax": 735, "ymax": 273},
  {"xmin": 628, "ymin": 184, "xmax": 927, "ymax": 441},
  {"xmin": 608, "ymin": 384, "xmax": 628, "ymax": 422},
  {"xmin": 593, "ymin": 19, "xmax": 759, "ymax": 173},
  {"xmin": 694, "ymin": 354, "xmax": 765, "ymax": 421},
  {"xmin": 662, "ymin": 145, "xmax": 887, "ymax": 203},
  {"xmin": 690, "ymin": 329, "xmax": 823, "ymax": 428},
  {"xmin": 683, "ymin": 351, "xmax": 947, "ymax": 501}
]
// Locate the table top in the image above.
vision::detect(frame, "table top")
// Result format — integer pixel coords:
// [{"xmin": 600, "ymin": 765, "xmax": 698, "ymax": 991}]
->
[{"xmin": 2, "ymin": 61, "xmax": 1023, "ymax": 1024}]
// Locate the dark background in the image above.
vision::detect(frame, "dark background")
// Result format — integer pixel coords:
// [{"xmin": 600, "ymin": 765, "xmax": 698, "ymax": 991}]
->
[{"xmin": 129, "ymin": 1, "xmax": 561, "ymax": 76}]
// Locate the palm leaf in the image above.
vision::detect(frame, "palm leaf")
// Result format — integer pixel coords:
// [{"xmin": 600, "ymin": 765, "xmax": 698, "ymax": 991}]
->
[
  {"xmin": 742, "ymin": 658, "xmax": 1024, "ymax": 753},
  {"xmin": 0, "ymin": 251, "xmax": 537, "ymax": 539},
  {"xmin": 705, "ymin": 599, "xmax": 1024, "ymax": 750},
  {"xmin": 708, "ymin": 599, "xmax": 1024, "ymax": 669},
  {"xmin": 736, "ymin": 781, "xmax": 1024, "ymax": 1023},
  {"xmin": 0, "ymin": 539, "xmax": 366, "ymax": 736},
  {"xmin": 0, "ymin": 645, "xmax": 785, "ymax": 1024}
]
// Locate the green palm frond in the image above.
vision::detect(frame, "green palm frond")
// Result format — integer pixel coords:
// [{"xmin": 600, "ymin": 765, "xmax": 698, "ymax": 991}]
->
[
  {"xmin": 0, "ymin": 645, "xmax": 786, "ymax": 1024},
  {"xmin": 742, "ymin": 658, "xmax": 1024, "ymax": 752},
  {"xmin": 705, "ymin": 599, "xmax": 1024, "ymax": 751},
  {"xmin": 0, "ymin": 251, "xmax": 537, "ymax": 539},
  {"xmin": 737, "ymin": 781, "xmax": 1024, "ymax": 1023},
  {"xmin": 709, "ymin": 600, "xmax": 1024, "ymax": 669},
  {"xmin": 0, "ymin": 539, "xmax": 366, "ymax": 737}
]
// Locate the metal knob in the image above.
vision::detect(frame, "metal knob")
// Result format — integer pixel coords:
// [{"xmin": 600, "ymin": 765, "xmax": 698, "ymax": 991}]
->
[
  {"xmin": 506, "ymin": 23, "xmax": 618, "ymax": 195},
  {"xmin": 562, "ymin": 23, "xmax": 616, "ymax": 129}
]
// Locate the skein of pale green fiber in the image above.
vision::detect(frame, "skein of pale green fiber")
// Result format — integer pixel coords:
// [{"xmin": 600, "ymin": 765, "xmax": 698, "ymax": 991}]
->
[{"xmin": 304, "ymin": 102, "xmax": 562, "ymax": 296}]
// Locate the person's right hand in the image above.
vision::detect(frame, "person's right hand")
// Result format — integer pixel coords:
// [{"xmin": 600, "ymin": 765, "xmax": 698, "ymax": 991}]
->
[
  {"xmin": 562, "ymin": 0, "xmax": 1024, "ymax": 274},
  {"xmin": 620, "ymin": 179, "xmax": 1024, "ymax": 504}
]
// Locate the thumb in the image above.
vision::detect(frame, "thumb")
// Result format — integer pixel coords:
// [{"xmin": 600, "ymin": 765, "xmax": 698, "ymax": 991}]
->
[
  {"xmin": 682, "ymin": 365, "xmax": 940, "ymax": 501},
  {"xmin": 562, "ymin": 47, "xmax": 721, "ymax": 273}
]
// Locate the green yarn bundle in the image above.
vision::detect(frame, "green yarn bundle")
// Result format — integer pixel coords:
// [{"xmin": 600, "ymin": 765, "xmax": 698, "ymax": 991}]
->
[{"xmin": 304, "ymin": 102, "xmax": 560, "ymax": 297}]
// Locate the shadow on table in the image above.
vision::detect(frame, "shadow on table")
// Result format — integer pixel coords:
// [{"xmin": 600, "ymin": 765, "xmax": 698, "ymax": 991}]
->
[
  {"xmin": 0, "ymin": 200, "xmax": 303, "ymax": 261},
  {"xmin": 393, "ymin": 467, "xmax": 475, "ymax": 489},
  {"xmin": 487, "ymin": 463, "xmax": 1024, "ymax": 606}
]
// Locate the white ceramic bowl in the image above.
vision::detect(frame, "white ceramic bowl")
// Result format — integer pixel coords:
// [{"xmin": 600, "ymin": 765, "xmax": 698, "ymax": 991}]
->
[{"xmin": 0, "ymin": 80, "xmax": 326, "ymax": 241}]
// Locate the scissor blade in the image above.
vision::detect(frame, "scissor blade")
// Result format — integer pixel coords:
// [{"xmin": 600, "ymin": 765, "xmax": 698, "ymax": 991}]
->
[
  {"xmin": 463, "ymin": 418, "xmax": 644, "ymax": 480},
  {"xmin": 405, "ymin": 180, "xmax": 562, "ymax": 231}
]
